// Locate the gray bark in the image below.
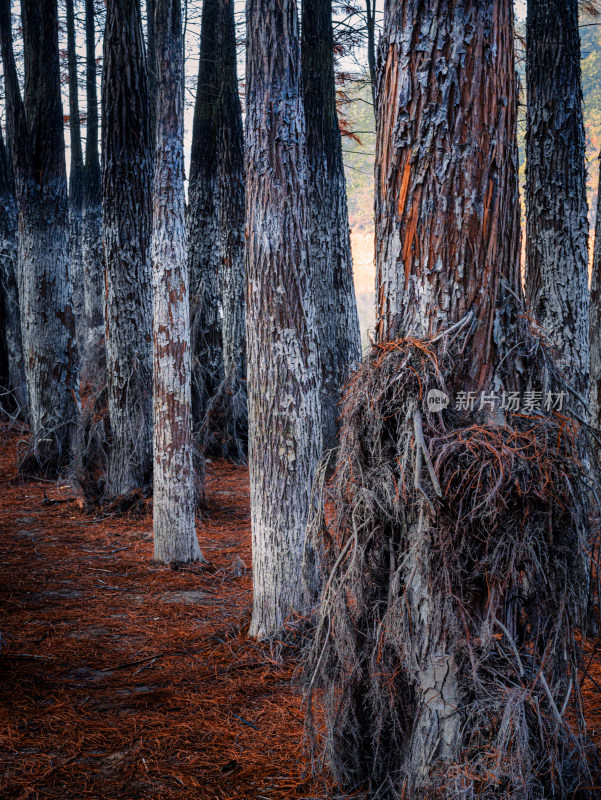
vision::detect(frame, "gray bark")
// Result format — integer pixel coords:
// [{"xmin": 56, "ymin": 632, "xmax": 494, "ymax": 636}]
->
[
  {"xmin": 66, "ymin": 0, "xmax": 86, "ymax": 364},
  {"xmin": 188, "ymin": 0, "xmax": 223, "ymax": 428},
  {"xmin": 0, "ymin": 126, "xmax": 26, "ymax": 411},
  {"xmin": 152, "ymin": 0, "xmax": 202, "ymax": 563},
  {"xmin": 81, "ymin": 0, "xmax": 104, "ymax": 376},
  {"xmin": 525, "ymin": 0, "xmax": 590, "ymax": 398},
  {"xmin": 216, "ymin": 0, "xmax": 245, "ymax": 391},
  {"xmin": 102, "ymin": 0, "xmax": 153, "ymax": 498},
  {"xmin": 302, "ymin": 0, "xmax": 361, "ymax": 452},
  {"xmin": 0, "ymin": 0, "xmax": 78, "ymax": 473},
  {"xmin": 245, "ymin": 0, "xmax": 322, "ymax": 638}
]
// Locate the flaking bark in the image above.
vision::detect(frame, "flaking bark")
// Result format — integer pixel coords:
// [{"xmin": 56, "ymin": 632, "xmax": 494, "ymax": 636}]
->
[
  {"xmin": 245, "ymin": 0, "xmax": 322, "ymax": 638},
  {"xmin": 152, "ymin": 0, "xmax": 203, "ymax": 564},
  {"xmin": 102, "ymin": 0, "xmax": 153, "ymax": 499}
]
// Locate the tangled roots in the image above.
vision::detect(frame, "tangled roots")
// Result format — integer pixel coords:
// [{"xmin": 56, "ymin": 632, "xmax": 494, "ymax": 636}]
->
[{"xmin": 301, "ymin": 334, "xmax": 599, "ymax": 799}]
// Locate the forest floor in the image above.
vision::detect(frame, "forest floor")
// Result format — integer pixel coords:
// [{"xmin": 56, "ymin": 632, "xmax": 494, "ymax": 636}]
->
[
  {"xmin": 2, "ymin": 420, "xmax": 601, "ymax": 800},
  {"xmin": 0, "ymin": 423, "xmax": 328, "ymax": 800}
]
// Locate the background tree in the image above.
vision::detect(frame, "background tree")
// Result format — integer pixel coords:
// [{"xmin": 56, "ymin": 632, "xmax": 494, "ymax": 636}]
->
[
  {"xmin": 525, "ymin": 0, "xmax": 590, "ymax": 397},
  {"xmin": 188, "ymin": 0, "xmax": 223, "ymax": 435},
  {"xmin": 202, "ymin": 0, "xmax": 247, "ymax": 461},
  {"xmin": 592, "ymin": 156, "xmax": 601, "ymax": 438},
  {"xmin": 246, "ymin": 0, "xmax": 322, "ymax": 638},
  {"xmin": 0, "ymin": 0, "xmax": 78, "ymax": 473},
  {"xmin": 0, "ymin": 125, "xmax": 25, "ymax": 412},
  {"xmin": 304, "ymin": 0, "xmax": 592, "ymax": 796},
  {"xmin": 66, "ymin": 0, "xmax": 86, "ymax": 363},
  {"xmin": 80, "ymin": 0, "xmax": 104, "ymax": 375},
  {"xmin": 152, "ymin": 0, "xmax": 203, "ymax": 563},
  {"xmin": 302, "ymin": 0, "xmax": 361, "ymax": 452},
  {"xmin": 102, "ymin": 0, "xmax": 153, "ymax": 500}
]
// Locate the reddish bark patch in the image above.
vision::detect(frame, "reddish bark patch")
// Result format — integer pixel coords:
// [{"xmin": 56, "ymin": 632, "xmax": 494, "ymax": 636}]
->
[{"xmin": 0, "ymin": 425, "xmax": 324, "ymax": 799}]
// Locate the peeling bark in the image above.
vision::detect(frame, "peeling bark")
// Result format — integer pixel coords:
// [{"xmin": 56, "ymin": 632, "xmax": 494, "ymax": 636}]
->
[
  {"xmin": 374, "ymin": 0, "xmax": 521, "ymax": 784},
  {"xmin": 525, "ymin": 0, "xmax": 589, "ymax": 398},
  {"xmin": 188, "ymin": 0, "xmax": 223, "ymax": 429},
  {"xmin": 375, "ymin": 0, "xmax": 521, "ymax": 392},
  {"xmin": 245, "ymin": 0, "xmax": 322, "ymax": 638},
  {"xmin": 302, "ymin": 0, "xmax": 362, "ymax": 452},
  {"xmin": 152, "ymin": 0, "xmax": 202, "ymax": 564},
  {"xmin": 102, "ymin": 0, "xmax": 153, "ymax": 498},
  {"xmin": 0, "ymin": 126, "xmax": 26, "ymax": 411},
  {"xmin": 0, "ymin": 0, "xmax": 78, "ymax": 473}
]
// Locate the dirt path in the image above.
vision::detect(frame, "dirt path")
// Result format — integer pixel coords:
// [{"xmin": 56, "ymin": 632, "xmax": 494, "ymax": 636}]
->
[{"xmin": 0, "ymin": 426, "xmax": 318, "ymax": 800}]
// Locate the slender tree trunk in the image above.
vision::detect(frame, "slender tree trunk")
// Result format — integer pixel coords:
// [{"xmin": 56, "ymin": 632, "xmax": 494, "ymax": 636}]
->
[
  {"xmin": 146, "ymin": 0, "xmax": 158, "ymax": 146},
  {"xmin": 194, "ymin": 0, "xmax": 248, "ymax": 461},
  {"xmin": 0, "ymin": 127, "xmax": 26, "ymax": 411},
  {"xmin": 302, "ymin": 0, "xmax": 361, "ymax": 452},
  {"xmin": 102, "ymin": 0, "xmax": 153, "ymax": 499},
  {"xmin": 216, "ymin": 0, "xmax": 245, "ymax": 395},
  {"xmin": 66, "ymin": 0, "xmax": 86, "ymax": 364},
  {"xmin": 152, "ymin": 0, "xmax": 203, "ymax": 563},
  {"xmin": 246, "ymin": 0, "xmax": 322, "ymax": 638},
  {"xmin": 525, "ymin": 0, "xmax": 589, "ymax": 398},
  {"xmin": 0, "ymin": 0, "xmax": 78, "ymax": 473},
  {"xmin": 591, "ymin": 158, "xmax": 601, "ymax": 438},
  {"xmin": 365, "ymin": 0, "xmax": 376, "ymax": 108},
  {"xmin": 188, "ymin": 0, "xmax": 223, "ymax": 431},
  {"xmin": 81, "ymin": 0, "xmax": 104, "ymax": 376}
]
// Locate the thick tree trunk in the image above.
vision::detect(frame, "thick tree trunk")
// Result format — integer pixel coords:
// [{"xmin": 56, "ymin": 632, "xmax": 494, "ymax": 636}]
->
[
  {"xmin": 146, "ymin": 0, "xmax": 158, "ymax": 146},
  {"xmin": 592, "ymin": 159, "xmax": 601, "ymax": 436},
  {"xmin": 365, "ymin": 0, "xmax": 376, "ymax": 108},
  {"xmin": 525, "ymin": 0, "xmax": 589, "ymax": 398},
  {"xmin": 374, "ymin": 3, "xmax": 521, "ymax": 779},
  {"xmin": 188, "ymin": 0, "xmax": 223, "ymax": 430},
  {"xmin": 0, "ymin": 0, "xmax": 78, "ymax": 473},
  {"xmin": 245, "ymin": 0, "xmax": 322, "ymax": 638},
  {"xmin": 374, "ymin": 0, "xmax": 521, "ymax": 383},
  {"xmin": 102, "ymin": 0, "xmax": 153, "ymax": 499},
  {"xmin": 81, "ymin": 0, "xmax": 104, "ymax": 377},
  {"xmin": 302, "ymin": 0, "xmax": 361, "ymax": 452},
  {"xmin": 0, "ymin": 127, "xmax": 26, "ymax": 411},
  {"xmin": 152, "ymin": 0, "xmax": 203, "ymax": 563},
  {"xmin": 66, "ymin": 0, "xmax": 86, "ymax": 364}
]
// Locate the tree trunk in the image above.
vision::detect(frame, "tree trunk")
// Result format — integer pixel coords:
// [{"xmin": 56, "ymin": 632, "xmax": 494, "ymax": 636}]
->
[
  {"xmin": 66, "ymin": 0, "xmax": 86, "ymax": 365},
  {"xmin": 152, "ymin": 0, "xmax": 203, "ymax": 563},
  {"xmin": 245, "ymin": 0, "xmax": 322, "ymax": 638},
  {"xmin": 0, "ymin": 126, "xmax": 26, "ymax": 411},
  {"xmin": 525, "ymin": 0, "xmax": 589, "ymax": 398},
  {"xmin": 146, "ymin": 0, "xmax": 158, "ymax": 147},
  {"xmin": 302, "ymin": 0, "xmax": 361, "ymax": 452},
  {"xmin": 188, "ymin": 0, "xmax": 223, "ymax": 431},
  {"xmin": 216, "ymin": 0, "xmax": 245, "ymax": 396},
  {"xmin": 365, "ymin": 0, "xmax": 376, "ymax": 108},
  {"xmin": 81, "ymin": 0, "xmax": 104, "ymax": 378},
  {"xmin": 194, "ymin": 0, "xmax": 248, "ymax": 462},
  {"xmin": 0, "ymin": 0, "xmax": 78, "ymax": 474},
  {"xmin": 592, "ymin": 158, "xmax": 601, "ymax": 437},
  {"xmin": 304, "ymin": 2, "xmax": 592, "ymax": 797},
  {"xmin": 102, "ymin": 0, "xmax": 153, "ymax": 499}
]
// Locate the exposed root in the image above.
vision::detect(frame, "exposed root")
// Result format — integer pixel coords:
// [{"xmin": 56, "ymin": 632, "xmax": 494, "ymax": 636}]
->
[
  {"xmin": 301, "ymin": 332, "xmax": 599, "ymax": 799},
  {"xmin": 197, "ymin": 371, "xmax": 247, "ymax": 464}
]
